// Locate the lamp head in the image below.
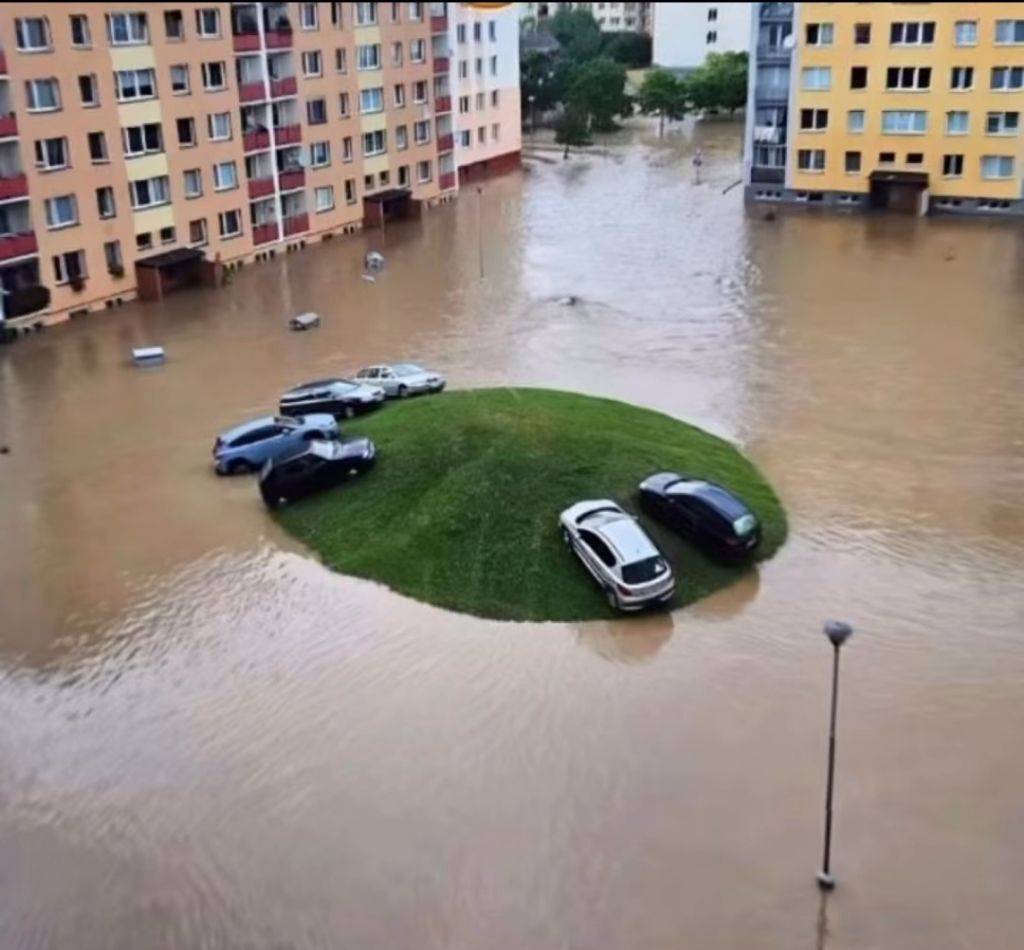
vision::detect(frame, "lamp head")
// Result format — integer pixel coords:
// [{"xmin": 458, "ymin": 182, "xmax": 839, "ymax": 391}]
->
[{"xmin": 824, "ymin": 620, "xmax": 853, "ymax": 648}]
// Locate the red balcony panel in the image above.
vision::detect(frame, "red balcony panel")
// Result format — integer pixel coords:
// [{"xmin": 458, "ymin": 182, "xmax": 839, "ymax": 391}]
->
[
  {"xmin": 279, "ymin": 169, "xmax": 305, "ymax": 191},
  {"xmin": 244, "ymin": 129, "xmax": 271, "ymax": 151},
  {"xmin": 253, "ymin": 221, "xmax": 280, "ymax": 245},
  {"xmin": 282, "ymin": 213, "xmax": 309, "ymax": 237},
  {"xmin": 265, "ymin": 29, "xmax": 293, "ymax": 49},
  {"xmin": 0, "ymin": 113, "xmax": 18, "ymax": 139},
  {"xmin": 435, "ymin": 96, "xmax": 452, "ymax": 114},
  {"xmin": 248, "ymin": 177, "xmax": 274, "ymax": 199},
  {"xmin": 270, "ymin": 75, "xmax": 297, "ymax": 98},
  {"xmin": 0, "ymin": 174, "xmax": 28, "ymax": 200},
  {"xmin": 439, "ymin": 172, "xmax": 456, "ymax": 192},
  {"xmin": 239, "ymin": 81, "xmax": 266, "ymax": 103},
  {"xmin": 0, "ymin": 231, "xmax": 37, "ymax": 260},
  {"xmin": 233, "ymin": 33, "xmax": 260, "ymax": 52},
  {"xmin": 430, "ymin": 16, "xmax": 448, "ymax": 33},
  {"xmin": 274, "ymin": 124, "xmax": 302, "ymax": 145},
  {"xmin": 437, "ymin": 133, "xmax": 454, "ymax": 152},
  {"xmin": 433, "ymin": 56, "xmax": 449, "ymax": 75}
]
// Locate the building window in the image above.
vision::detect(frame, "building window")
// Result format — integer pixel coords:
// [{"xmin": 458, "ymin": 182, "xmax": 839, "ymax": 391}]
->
[
  {"xmin": 847, "ymin": 110, "xmax": 865, "ymax": 133},
  {"xmin": 355, "ymin": 3, "xmax": 378, "ymax": 27},
  {"xmin": 878, "ymin": 151, "xmax": 895, "ymax": 165},
  {"xmin": 218, "ymin": 209, "xmax": 242, "ymax": 238},
  {"xmin": 413, "ymin": 120, "xmax": 430, "ymax": 144},
  {"xmin": 950, "ymin": 66, "xmax": 974, "ymax": 91},
  {"xmin": 459, "ymin": 95, "xmax": 470, "ymax": 114},
  {"xmin": 492, "ymin": 123, "xmax": 500, "ymax": 141},
  {"xmin": 389, "ymin": 2, "xmax": 400, "ymax": 24},
  {"xmin": 411, "ymin": 39, "xmax": 426, "ymax": 63},
  {"xmin": 954, "ymin": 21, "xmax": 977, "ymax": 46},
  {"xmin": 360, "ymin": 87, "xmax": 384, "ymax": 113},
  {"xmin": 202, "ymin": 62, "xmax": 227, "ymax": 91},
  {"xmin": 986, "ymin": 111, "xmax": 1020, "ymax": 135},
  {"xmin": 335, "ymin": 48, "xmax": 348, "ymax": 73},
  {"xmin": 476, "ymin": 92, "xmax": 485, "ymax": 110},
  {"xmin": 991, "ymin": 67, "xmax": 1024, "ymax": 91},
  {"xmin": 477, "ymin": 126, "xmax": 485, "ymax": 144},
  {"xmin": 44, "ymin": 195, "xmax": 78, "ymax": 230},
  {"xmin": 995, "ymin": 20, "xmax": 1024, "ymax": 45},
  {"xmin": 413, "ymin": 80, "xmax": 428, "ymax": 103},
  {"xmin": 459, "ymin": 60, "xmax": 468, "ymax": 79},
  {"xmin": 165, "ymin": 10, "xmax": 184, "ymax": 40},
  {"xmin": 473, "ymin": 21, "xmax": 482, "ymax": 42},
  {"xmin": 398, "ymin": 165, "xmax": 409, "ymax": 187},
  {"xmin": 981, "ymin": 155, "xmax": 1015, "ymax": 179},
  {"xmin": 136, "ymin": 233, "xmax": 153, "ymax": 251},
  {"xmin": 395, "ymin": 125, "xmax": 408, "ymax": 149},
  {"xmin": 881, "ymin": 110, "xmax": 927, "ymax": 134},
  {"xmin": 88, "ymin": 131, "xmax": 109, "ymax": 163},
  {"xmin": 489, "ymin": 55, "xmax": 498, "ymax": 75},
  {"xmin": 339, "ymin": 92, "xmax": 350, "ymax": 117},
  {"xmin": 213, "ymin": 161, "xmax": 238, "ymax": 191},
  {"xmin": 15, "ymin": 17, "xmax": 52, "ymax": 51},
  {"xmin": 195, "ymin": 8, "xmax": 220, "ymax": 37},
  {"xmin": 70, "ymin": 14, "xmax": 91, "ymax": 48},
  {"xmin": 310, "ymin": 141, "xmax": 330, "ymax": 167},
  {"xmin": 706, "ymin": 31, "xmax": 717, "ymax": 44},
  {"xmin": 391, "ymin": 41, "xmax": 403, "ymax": 66},
  {"xmin": 854, "ymin": 23, "xmax": 871, "ymax": 45},
  {"xmin": 797, "ymin": 149, "xmax": 825, "ymax": 171},
  {"xmin": 475, "ymin": 57, "xmax": 483, "ymax": 75},
  {"xmin": 802, "ymin": 67, "xmax": 831, "ymax": 92},
  {"xmin": 115, "ymin": 68, "xmax": 156, "ymax": 101},
  {"xmin": 52, "ymin": 250, "xmax": 87, "ymax": 285},
  {"xmin": 104, "ymin": 240, "xmax": 123, "ymax": 272},
  {"xmin": 183, "ymin": 168, "xmax": 203, "ymax": 198},
  {"xmin": 300, "ymin": 2, "xmax": 319, "ymax": 29},
  {"xmin": 805, "ymin": 23, "xmax": 834, "ymax": 46},
  {"xmin": 362, "ymin": 129, "xmax": 386, "ymax": 156},
  {"xmin": 357, "ymin": 43, "xmax": 381, "ymax": 70},
  {"xmin": 417, "ymin": 160, "xmax": 432, "ymax": 183},
  {"xmin": 799, "ymin": 108, "xmax": 828, "ymax": 131},
  {"xmin": 177, "ymin": 117, "xmax": 197, "ymax": 147},
  {"xmin": 946, "ymin": 111, "xmax": 969, "ymax": 135},
  {"xmin": 844, "ymin": 151, "xmax": 861, "ymax": 174},
  {"xmin": 189, "ymin": 219, "xmax": 208, "ymax": 246},
  {"xmin": 34, "ymin": 137, "xmax": 68, "ymax": 170},
  {"xmin": 159, "ymin": 226, "xmax": 176, "ymax": 245},
  {"xmin": 850, "ymin": 67, "xmax": 868, "ymax": 90},
  {"xmin": 457, "ymin": 24, "xmax": 466, "ymax": 43},
  {"xmin": 171, "ymin": 65, "xmax": 190, "ymax": 94},
  {"xmin": 106, "ymin": 12, "xmax": 148, "ymax": 45},
  {"xmin": 302, "ymin": 51, "xmax": 323, "ymax": 77},
  {"xmin": 25, "ymin": 79, "xmax": 61, "ymax": 112},
  {"xmin": 904, "ymin": 152, "xmax": 923, "ymax": 165},
  {"xmin": 394, "ymin": 84, "xmax": 406, "ymax": 107},
  {"xmin": 886, "ymin": 66, "xmax": 931, "ymax": 91},
  {"xmin": 344, "ymin": 178, "xmax": 357, "ymax": 203},
  {"xmin": 308, "ymin": 97, "xmax": 328, "ymax": 124},
  {"xmin": 942, "ymin": 154, "xmax": 964, "ymax": 177},
  {"xmin": 96, "ymin": 186, "xmax": 116, "ymax": 218},
  {"xmin": 123, "ymin": 123, "xmax": 163, "ymax": 156},
  {"xmin": 314, "ymin": 185, "xmax": 334, "ymax": 212},
  {"xmin": 890, "ymin": 22, "xmax": 935, "ymax": 46},
  {"xmin": 78, "ymin": 74, "xmax": 99, "ymax": 107},
  {"xmin": 129, "ymin": 175, "xmax": 170, "ymax": 209},
  {"xmin": 207, "ymin": 112, "xmax": 231, "ymax": 140},
  {"xmin": 409, "ymin": 2, "xmax": 423, "ymax": 21},
  {"xmin": 489, "ymin": 20, "xmax": 497, "ymax": 41},
  {"xmin": 342, "ymin": 136, "xmax": 353, "ymax": 161},
  {"xmin": 458, "ymin": 129, "xmax": 471, "ymax": 148}
]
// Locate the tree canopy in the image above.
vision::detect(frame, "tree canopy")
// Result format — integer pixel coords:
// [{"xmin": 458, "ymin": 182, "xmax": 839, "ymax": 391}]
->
[
  {"xmin": 685, "ymin": 52, "xmax": 749, "ymax": 114},
  {"xmin": 567, "ymin": 58, "xmax": 631, "ymax": 133},
  {"xmin": 636, "ymin": 68, "xmax": 688, "ymax": 136}
]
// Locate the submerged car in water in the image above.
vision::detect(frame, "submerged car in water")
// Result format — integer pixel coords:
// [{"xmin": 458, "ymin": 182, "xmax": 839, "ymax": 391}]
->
[
  {"xmin": 259, "ymin": 437, "xmax": 376, "ymax": 508},
  {"xmin": 559, "ymin": 499, "xmax": 675, "ymax": 611},
  {"xmin": 638, "ymin": 472, "xmax": 761, "ymax": 561},
  {"xmin": 213, "ymin": 414, "xmax": 338, "ymax": 475},
  {"xmin": 353, "ymin": 363, "xmax": 446, "ymax": 398},
  {"xmin": 279, "ymin": 378, "xmax": 385, "ymax": 419}
]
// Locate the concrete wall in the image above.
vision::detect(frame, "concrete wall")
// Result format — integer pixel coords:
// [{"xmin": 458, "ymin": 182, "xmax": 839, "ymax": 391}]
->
[{"xmin": 653, "ymin": 2, "xmax": 751, "ymax": 71}]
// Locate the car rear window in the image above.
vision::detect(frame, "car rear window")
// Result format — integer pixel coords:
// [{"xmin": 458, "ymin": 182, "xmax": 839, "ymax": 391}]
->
[{"xmin": 621, "ymin": 556, "xmax": 669, "ymax": 584}]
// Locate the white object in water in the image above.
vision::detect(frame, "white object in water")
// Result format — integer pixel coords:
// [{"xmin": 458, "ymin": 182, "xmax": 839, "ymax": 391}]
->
[
  {"xmin": 132, "ymin": 346, "xmax": 165, "ymax": 365},
  {"xmin": 364, "ymin": 251, "xmax": 385, "ymax": 273},
  {"xmin": 361, "ymin": 274, "xmax": 376, "ymax": 283},
  {"xmin": 289, "ymin": 312, "xmax": 320, "ymax": 331}
]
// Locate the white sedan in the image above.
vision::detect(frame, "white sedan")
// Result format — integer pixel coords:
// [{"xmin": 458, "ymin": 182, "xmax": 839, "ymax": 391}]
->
[
  {"xmin": 560, "ymin": 499, "xmax": 675, "ymax": 611},
  {"xmin": 354, "ymin": 363, "xmax": 446, "ymax": 398}
]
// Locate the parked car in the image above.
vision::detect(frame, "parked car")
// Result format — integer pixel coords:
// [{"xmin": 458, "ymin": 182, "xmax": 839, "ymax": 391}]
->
[
  {"xmin": 279, "ymin": 378, "xmax": 385, "ymax": 418},
  {"xmin": 212, "ymin": 414, "xmax": 338, "ymax": 475},
  {"xmin": 353, "ymin": 363, "xmax": 446, "ymax": 398},
  {"xmin": 559, "ymin": 499, "xmax": 675, "ymax": 611},
  {"xmin": 259, "ymin": 437, "xmax": 376, "ymax": 508},
  {"xmin": 638, "ymin": 472, "xmax": 761, "ymax": 561}
]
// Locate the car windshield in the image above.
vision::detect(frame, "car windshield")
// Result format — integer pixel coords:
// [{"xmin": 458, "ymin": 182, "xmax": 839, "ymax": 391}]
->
[
  {"xmin": 733, "ymin": 514, "xmax": 758, "ymax": 536},
  {"xmin": 393, "ymin": 363, "xmax": 423, "ymax": 375},
  {"xmin": 621, "ymin": 556, "xmax": 669, "ymax": 585}
]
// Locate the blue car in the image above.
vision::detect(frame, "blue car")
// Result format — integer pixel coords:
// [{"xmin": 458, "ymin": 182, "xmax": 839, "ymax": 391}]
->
[{"xmin": 212, "ymin": 414, "xmax": 338, "ymax": 475}]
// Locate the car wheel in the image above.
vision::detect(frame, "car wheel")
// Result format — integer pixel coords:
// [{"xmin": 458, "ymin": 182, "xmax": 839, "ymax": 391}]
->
[
  {"xmin": 398, "ymin": 384, "xmax": 409, "ymax": 398},
  {"xmin": 229, "ymin": 459, "xmax": 251, "ymax": 475}
]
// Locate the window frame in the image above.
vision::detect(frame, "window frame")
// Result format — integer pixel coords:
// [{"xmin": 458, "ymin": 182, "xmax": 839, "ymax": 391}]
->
[{"xmin": 44, "ymin": 194, "xmax": 79, "ymax": 230}]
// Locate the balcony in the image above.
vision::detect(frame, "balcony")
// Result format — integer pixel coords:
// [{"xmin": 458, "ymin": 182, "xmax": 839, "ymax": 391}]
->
[
  {"xmin": 265, "ymin": 29, "xmax": 293, "ymax": 49},
  {"xmin": 279, "ymin": 168, "xmax": 305, "ymax": 191},
  {"xmin": 0, "ymin": 113, "xmax": 17, "ymax": 138},
  {"xmin": 760, "ymin": 3, "xmax": 794, "ymax": 21},
  {"xmin": 239, "ymin": 80, "xmax": 266, "ymax": 103},
  {"xmin": 282, "ymin": 213, "xmax": 308, "ymax": 237},
  {"xmin": 253, "ymin": 221, "xmax": 279, "ymax": 245},
  {"xmin": 435, "ymin": 95, "xmax": 452, "ymax": 114},
  {"xmin": 248, "ymin": 177, "xmax": 274, "ymax": 199},
  {"xmin": 270, "ymin": 76, "xmax": 297, "ymax": 98},
  {"xmin": 756, "ymin": 88, "xmax": 789, "ymax": 106},
  {"xmin": 437, "ymin": 133, "xmax": 454, "ymax": 152},
  {"xmin": 753, "ymin": 125, "xmax": 784, "ymax": 145},
  {"xmin": 750, "ymin": 166, "xmax": 785, "ymax": 184},
  {"xmin": 274, "ymin": 124, "xmax": 302, "ymax": 145},
  {"xmin": 440, "ymin": 172, "xmax": 456, "ymax": 191},
  {"xmin": 430, "ymin": 15, "xmax": 447, "ymax": 33},
  {"xmin": 233, "ymin": 32, "xmax": 260, "ymax": 52},
  {"xmin": 244, "ymin": 129, "xmax": 271, "ymax": 151},
  {"xmin": 433, "ymin": 56, "xmax": 449, "ymax": 75},
  {"xmin": 0, "ymin": 231, "xmax": 37, "ymax": 260},
  {"xmin": 0, "ymin": 174, "xmax": 28, "ymax": 200},
  {"xmin": 756, "ymin": 43, "xmax": 791, "ymax": 62}
]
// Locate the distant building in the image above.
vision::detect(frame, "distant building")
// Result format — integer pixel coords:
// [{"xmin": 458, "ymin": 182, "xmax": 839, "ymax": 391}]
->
[
  {"xmin": 652, "ymin": 2, "xmax": 751, "ymax": 73},
  {"xmin": 744, "ymin": 2, "xmax": 1024, "ymax": 216},
  {"xmin": 521, "ymin": 3, "xmax": 650, "ymax": 35}
]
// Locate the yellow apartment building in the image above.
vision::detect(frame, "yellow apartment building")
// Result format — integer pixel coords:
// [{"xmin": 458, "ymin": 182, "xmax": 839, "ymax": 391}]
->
[{"xmin": 745, "ymin": 2, "xmax": 1024, "ymax": 214}]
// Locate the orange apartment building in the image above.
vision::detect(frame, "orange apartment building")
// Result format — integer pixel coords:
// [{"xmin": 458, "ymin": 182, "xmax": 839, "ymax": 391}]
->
[{"xmin": 0, "ymin": 2, "xmax": 521, "ymax": 332}]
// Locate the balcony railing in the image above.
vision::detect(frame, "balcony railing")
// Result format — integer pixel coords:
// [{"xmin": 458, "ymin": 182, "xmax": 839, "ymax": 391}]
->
[
  {"xmin": 756, "ymin": 43, "xmax": 791, "ymax": 61},
  {"xmin": 0, "ymin": 174, "xmax": 28, "ymax": 199},
  {"xmin": 279, "ymin": 168, "xmax": 305, "ymax": 191},
  {"xmin": 239, "ymin": 80, "xmax": 266, "ymax": 103},
  {"xmin": 0, "ymin": 231, "xmax": 37, "ymax": 260},
  {"xmin": 439, "ymin": 172, "xmax": 456, "ymax": 191},
  {"xmin": 248, "ymin": 177, "xmax": 274, "ymax": 199},
  {"xmin": 253, "ymin": 221, "xmax": 279, "ymax": 245},
  {"xmin": 274, "ymin": 124, "xmax": 302, "ymax": 145},
  {"xmin": 282, "ymin": 212, "xmax": 308, "ymax": 237},
  {"xmin": 435, "ymin": 95, "xmax": 452, "ymax": 114},
  {"xmin": 244, "ymin": 129, "xmax": 271, "ymax": 151},
  {"xmin": 233, "ymin": 32, "xmax": 260, "ymax": 52},
  {"xmin": 437, "ymin": 133, "xmax": 454, "ymax": 152},
  {"xmin": 431, "ymin": 15, "xmax": 447, "ymax": 33},
  {"xmin": 756, "ymin": 88, "xmax": 789, "ymax": 105},
  {"xmin": 750, "ymin": 166, "xmax": 785, "ymax": 184},
  {"xmin": 753, "ymin": 125, "xmax": 784, "ymax": 145},
  {"xmin": 760, "ymin": 2, "xmax": 794, "ymax": 20},
  {"xmin": 265, "ymin": 29, "xmax": 293, "ymax": 49},
  {"xmin": 433, "ymin": 56, "xmax": 449, "ymax": 75},
  {"xmin": 0, "ymin": 113, "xmax": 17, "ymax": 138},
  {"xmin": 270, "ymin": 76, "xmax": 297, "ymax": 98}
]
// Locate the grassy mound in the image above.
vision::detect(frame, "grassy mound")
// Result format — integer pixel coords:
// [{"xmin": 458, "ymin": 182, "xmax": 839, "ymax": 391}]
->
[{"xmin": 275, "ymin": 388, "xmax": 787, "ymax": 621}]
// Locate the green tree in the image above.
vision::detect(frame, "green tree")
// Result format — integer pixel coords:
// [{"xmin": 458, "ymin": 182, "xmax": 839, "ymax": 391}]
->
[
  {"xmin": 554, "ymin": 104, "xmax": 592, "ymax": 157},
  {"xmin": 521, "ymin": 51, "xmax": 561, "ymax": 113},
  {"xmin": 636, "ymin": 68, "xmax": 687, "ymax": 136},
  {"xmin": 601, "ymin": 31, "xmax": 652, "ymax": 67},
  {"xmin": 546, "ymin": 8, "xmax": 603, "ymax": 63},
  {"xmin": 568, "ymin": 57, "xmax": 631, "ymax": 132},
  {"xmin": 685, "ymin": 52, "xmax": 749, "ymax": 114}
]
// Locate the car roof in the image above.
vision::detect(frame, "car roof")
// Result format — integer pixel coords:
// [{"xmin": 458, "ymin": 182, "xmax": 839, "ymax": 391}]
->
[
  {"xmin": 668, "ymin": 478, "xmax": 749, "ymax": 519},
  {"xmin": 595, "ymin": 517, "xmax": 659, "ymax": 564},
  {"xmin": 221, "ymin": 415, "xmax": 276, "ymax": 439}
]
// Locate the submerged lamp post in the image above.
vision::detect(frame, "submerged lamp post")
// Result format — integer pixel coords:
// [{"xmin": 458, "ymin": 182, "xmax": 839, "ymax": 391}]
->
[{"xmin": 817, "ymin": 620, "xmax": 853, "ymax": 891}]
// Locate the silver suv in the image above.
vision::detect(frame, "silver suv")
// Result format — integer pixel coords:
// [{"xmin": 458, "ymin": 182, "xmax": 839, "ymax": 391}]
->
[{"xmin": 559, "ymin": 500, "xmax": 675, "ymax": 611}]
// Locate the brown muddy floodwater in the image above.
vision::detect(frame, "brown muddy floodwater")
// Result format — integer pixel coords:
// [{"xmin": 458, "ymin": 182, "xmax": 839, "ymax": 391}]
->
[{"xmin": 2, "ymin": 119, "xmax": 1024, "ymax": 949}]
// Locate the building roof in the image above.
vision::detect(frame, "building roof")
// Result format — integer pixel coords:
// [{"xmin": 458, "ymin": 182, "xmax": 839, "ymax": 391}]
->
[{"xmin": 135, "ymin": 247, "xmax": 205, "ymax": 269}]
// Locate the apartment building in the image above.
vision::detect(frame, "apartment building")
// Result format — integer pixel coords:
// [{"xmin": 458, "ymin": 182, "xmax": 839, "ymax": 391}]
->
[
  {"xmin": 0, "ymin": 3, "xmax": 518, "ymax": 330},
  {"xmin": 521, "ymin": 3, "xmax": 650, "ymax": 35},
  {"xmin": 744, "ymin": 3, "xmax": 1024, "ymax": 215},
  {"xmin": 653, "ymin": 3, "xmax": 751, "ymax": 73}
]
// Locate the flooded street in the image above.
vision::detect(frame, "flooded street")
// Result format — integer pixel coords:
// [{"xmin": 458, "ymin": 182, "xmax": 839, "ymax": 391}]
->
[{"xmin": 2, "ymin": 119, "xmax": 1024, "ymax": 948}]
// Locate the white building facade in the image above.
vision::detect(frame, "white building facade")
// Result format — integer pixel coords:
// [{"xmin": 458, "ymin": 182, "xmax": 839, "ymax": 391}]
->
[
  {"xmin": 652, "ymin": 2, "xmax": 751, "ymax": 72},
  {"xmin": 521, "ymin": 2, "xmax": 650, "ymax": 34}
]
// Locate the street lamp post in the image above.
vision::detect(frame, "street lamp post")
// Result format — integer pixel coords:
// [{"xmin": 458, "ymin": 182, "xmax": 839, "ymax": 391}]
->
[
  {"xmin": 528, "ymin": 94, "xmax": 537, "ymax": 140},
  {"xmin": 817, "ymin": 620, "xmax": 853, "ymax": 891}
]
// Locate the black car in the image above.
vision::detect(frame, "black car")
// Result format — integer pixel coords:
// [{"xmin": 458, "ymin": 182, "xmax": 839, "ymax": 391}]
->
[
  {"xmin": 279, "ymin": 378, "xmax": 385, "ymax": 419},
  {"xmin": 638, "ymin": 472, "xmax": 761, "ymax": 561},
  {"xmin": 259, "ymin": 437, "xmax": 375, "ymax": 508}
]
